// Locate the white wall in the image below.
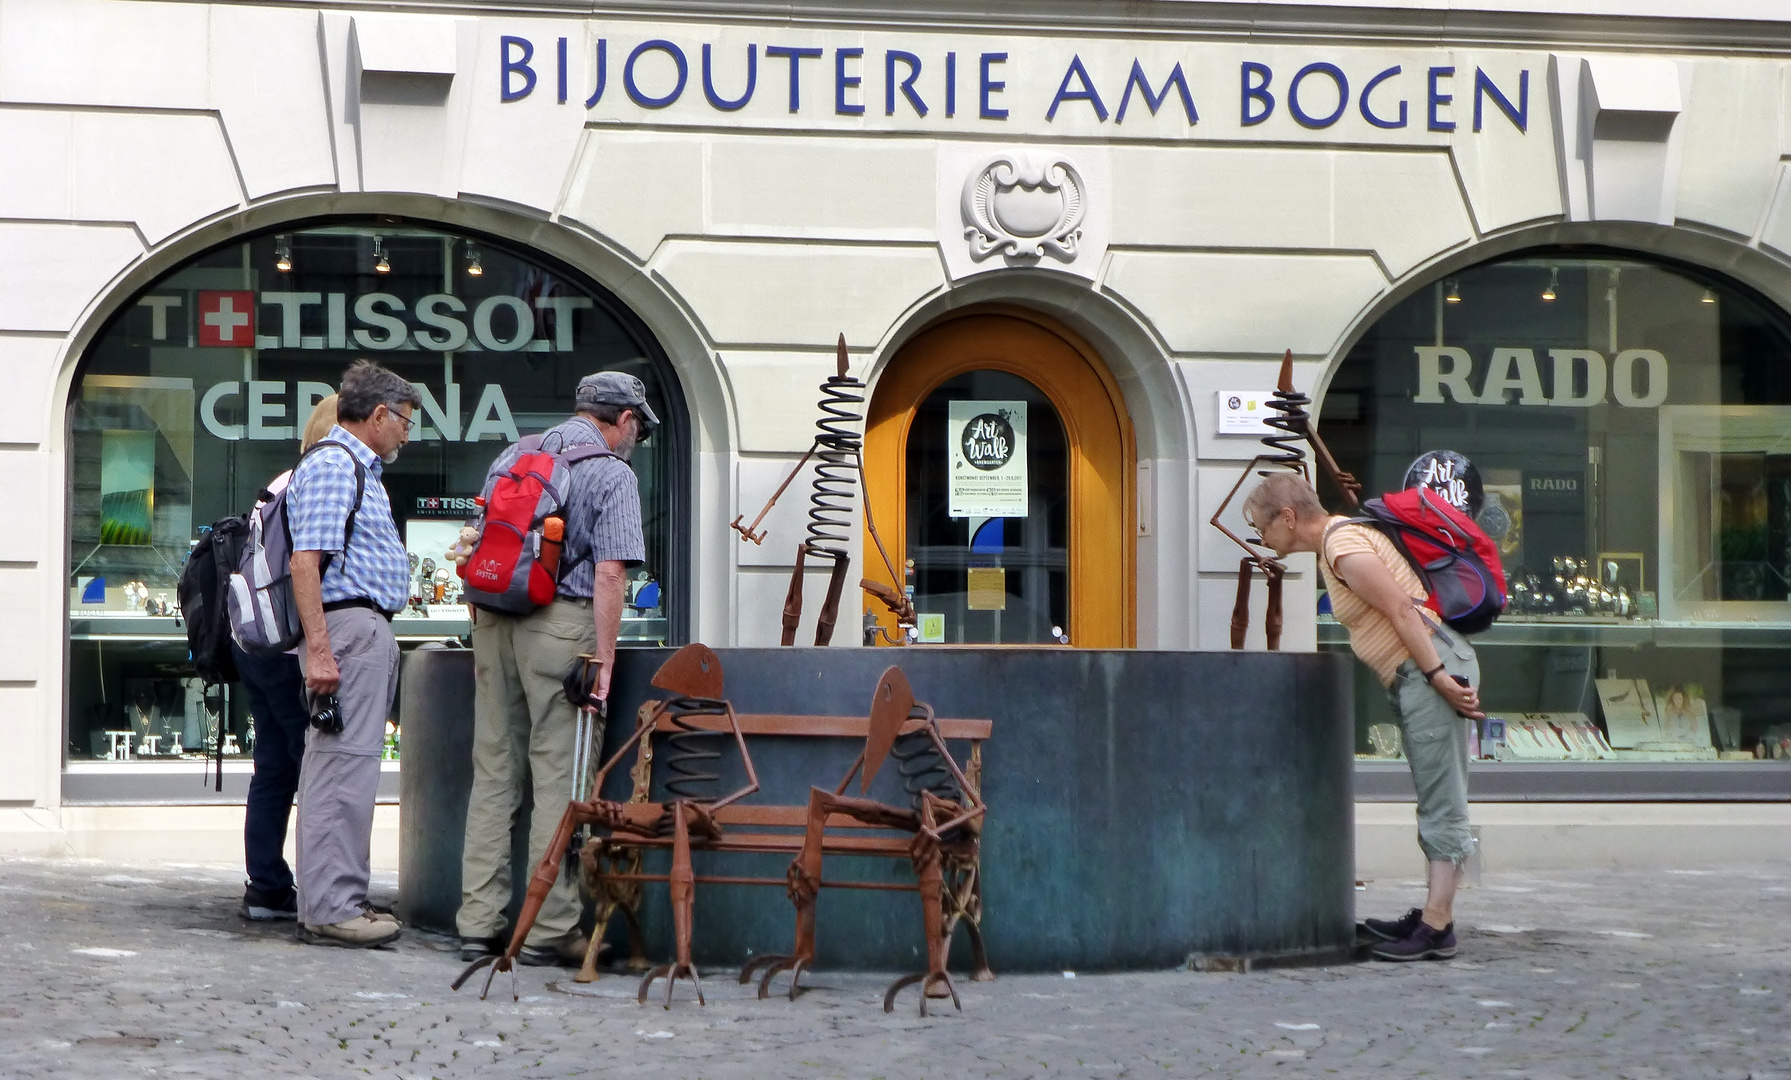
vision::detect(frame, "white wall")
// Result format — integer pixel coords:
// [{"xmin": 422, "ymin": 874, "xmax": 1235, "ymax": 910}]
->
[{"xmin": 4, "ymin": 0, "xmax": 1791, "ymax": 813}]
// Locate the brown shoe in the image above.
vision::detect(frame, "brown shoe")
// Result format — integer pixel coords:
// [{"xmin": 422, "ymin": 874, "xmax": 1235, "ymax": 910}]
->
[{"xmin": 298, "ymin": 914, "xmax": 402, "ymax": 949}]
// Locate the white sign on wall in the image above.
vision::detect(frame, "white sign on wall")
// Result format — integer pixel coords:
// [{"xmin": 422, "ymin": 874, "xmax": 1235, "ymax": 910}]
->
[
  {"xmin": 948, "ymin": 400, "xmax": 1028, "ymax": 518},
  {"xmin": 1216, "ymin": 390, "xmax": 1273, "ymax": 434}
]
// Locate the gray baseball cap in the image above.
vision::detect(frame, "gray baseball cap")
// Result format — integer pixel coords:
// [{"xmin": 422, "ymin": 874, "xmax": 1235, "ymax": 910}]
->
[{"xmin": 575, "ymin": 371, "xmax": 660, "ymax": 429}]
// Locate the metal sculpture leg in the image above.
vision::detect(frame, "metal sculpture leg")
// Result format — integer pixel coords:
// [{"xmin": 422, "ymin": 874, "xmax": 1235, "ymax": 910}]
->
[
  {"xmin": 942, "ymin": 855, "xmax": 994, "ymax": 983},
  {"xmin": 748, "ymin": 787, "xmax": 826, "ymax": 999},
  {"xmin": 883, "ymin": 828, "xmax": 959, "ymax": 1016},
  {"xmin": 781, "ymin": 546, "xmax": 807, "ymax": 647},
  {"xmin": 637, "ymin": 801, "xmax": 705, "ymax": 1008},
  {"xmin": 453, "ymin": 802, "xmax": 582, "ymax": 1001},
  {"xmin": 814, "ymin": 553, "xmax": 851, "ymax": 646},
  {"xmin": 1230, "ymin": 557, "xmax": 1254, "ymax": 650}
]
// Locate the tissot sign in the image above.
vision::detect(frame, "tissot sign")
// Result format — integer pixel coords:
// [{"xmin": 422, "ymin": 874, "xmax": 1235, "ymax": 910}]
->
[
  {"xmin": 140, "ymin": 290, "xmax": 592, "ymax": 354},
  {"xmin": 493, "ymin": 29, "xmax": 1534, "ymax": 140}
]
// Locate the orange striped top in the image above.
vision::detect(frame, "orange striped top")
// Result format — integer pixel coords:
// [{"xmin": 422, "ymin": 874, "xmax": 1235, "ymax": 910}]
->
[{"xmin": 1318, "ymin": 517, "xmax": 1428, "ymax": 687}]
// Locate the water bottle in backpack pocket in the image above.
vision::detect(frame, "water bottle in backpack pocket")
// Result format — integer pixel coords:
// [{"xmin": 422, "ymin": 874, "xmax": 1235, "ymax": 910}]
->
[{"xmin": 458, "ymin": 434, "xmax": 615, "ymax": 615}]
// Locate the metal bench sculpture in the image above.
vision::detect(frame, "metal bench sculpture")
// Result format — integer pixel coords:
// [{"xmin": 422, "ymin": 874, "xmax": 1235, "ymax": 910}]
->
[
  {"xmin": 741, "ymin": 665, "xmax": 989, "ymax": 1015},
  {"xmin": 452, "ymin": 643, "xmax": 757, "ymax": 1003}
]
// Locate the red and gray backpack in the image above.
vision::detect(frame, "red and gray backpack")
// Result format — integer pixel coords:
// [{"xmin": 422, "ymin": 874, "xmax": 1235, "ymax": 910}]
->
[
  {"xmin": 1353, "ymin": 486, "xmax": 1509, "ymax": 635},
  {"xmin": 458, "ymin": 433, "xmax": 616, "ymax": 615}
]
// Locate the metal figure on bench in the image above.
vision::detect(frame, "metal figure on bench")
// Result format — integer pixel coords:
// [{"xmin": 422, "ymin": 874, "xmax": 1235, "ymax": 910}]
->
[
  {"xmin": 451, "ymin": 644, "xmax": 758, "ymax": 1005},
  {"xmin": 730, "ymin": 334, "xmax": 917, "ymax": 645},
  {"xmin": 742, "ymin": 666, "xmax": 987, "ymax": 1015}
]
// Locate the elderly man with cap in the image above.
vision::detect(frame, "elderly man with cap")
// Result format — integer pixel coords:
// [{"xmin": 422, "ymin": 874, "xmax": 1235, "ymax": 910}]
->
[{"xmin": 456, "ymin": 371, "xmax": 654, "ymax": 967}]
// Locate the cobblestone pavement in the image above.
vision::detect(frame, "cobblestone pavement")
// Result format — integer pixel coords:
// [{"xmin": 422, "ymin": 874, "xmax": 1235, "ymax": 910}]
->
[{"xmin": 0, "ymin": 856, "xmax": 1786, "ymax": 1079}]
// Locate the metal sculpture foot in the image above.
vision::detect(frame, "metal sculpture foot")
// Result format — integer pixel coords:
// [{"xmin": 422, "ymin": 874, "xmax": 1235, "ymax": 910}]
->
[
  {"xmin": 883, "ymin": 971, "xmax": 959, "ymax": 1016},
  {"xmin": 450, "ymin": 955, "xmax": 517, "ymax": 1002},
  {"xmin": 752, "ymin": 957, "xmax": 807, "ymax": 1001},
  {"xmin": 637, "ymin": 963, "xmax": 706, "ymax": 1008},
  {"xmin": 738, "ymin": 953, "xmax": 787, "ymax": 985}
]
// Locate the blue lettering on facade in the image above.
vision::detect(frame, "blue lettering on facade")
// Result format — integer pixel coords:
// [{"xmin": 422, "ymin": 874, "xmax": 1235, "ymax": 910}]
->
[
  {"xmin": 1358, "ymin": 65, "xmax": 1406, "ymax": 128},
  {"xmin": 836, "ymin": 48, "xmax": 865, "ymax": 115},
  {"xmin": 1428, "ymin": 65, "xmax": 1455, "ymax": 131},
  {"xmin": 1046, "ymin": 55, "xmax": 1107, "ymax": 121},
  {"xmin": 625, "ymin": 39, "xmax": 688, "ymax": 108},
  {"xmin": 1115, "ymin": 60, "xmax": 1196, "ymax": 124},
  {"xmin": 945, "ymin": 51, "xmax": 957, "ymax": 117},
  {"xmin": 980, "ymin": 52, "xmax": 1008, "ymax": 119},
  {"xmin": 886, "ymin": 50, "xmax": 927, "ymax": 116},
  {"xmin": 584, "ymin": 39, "xmax": 607, "ymax": 108},
  {"xmin": 501, "ymin": 36, "xmax": 536, "ymax": 102},
  {"xmin": 1241, "ymin": 61, "xmax": 1274, "ymax": 126},
  {"xmin": 702, "ymin": 44, "xmax": 756, "ymax": 110},
  {"xmin": 766, "ymin": 46, "xmax": 823, "ymax": 112},
  {"xmin": 1288, "ymin": 62, "xmax": 1348, "ymax": 128},
  {"xmin": 493, "ymin": 35, "xmax": 1530, "ymax": 141},
  {"xmin": 1474, "ymin": 68, "xmax": 1527, "ymax": 132}
]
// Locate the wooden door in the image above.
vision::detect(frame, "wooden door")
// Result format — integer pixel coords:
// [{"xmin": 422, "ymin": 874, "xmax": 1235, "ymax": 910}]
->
[{"xmin": 863, "ymin": 311, "xmax": 1135, "ymax": 647}]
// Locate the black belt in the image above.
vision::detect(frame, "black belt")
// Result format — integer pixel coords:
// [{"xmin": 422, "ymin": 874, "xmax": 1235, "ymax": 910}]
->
[{"xmin": 322, "ymin": 598, "xmax": 395, "ymax": 621}]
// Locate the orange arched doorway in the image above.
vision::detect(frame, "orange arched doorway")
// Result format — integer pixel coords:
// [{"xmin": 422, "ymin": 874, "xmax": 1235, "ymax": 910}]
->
[{"xmin": 864, "ymin": 310, "xmax": 1135, "ymax": 647}]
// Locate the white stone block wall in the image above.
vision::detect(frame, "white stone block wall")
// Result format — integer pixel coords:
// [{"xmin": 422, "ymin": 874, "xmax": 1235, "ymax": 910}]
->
[{"xmin": 0, "ymin": 0, "xmax": 1789, "ymax": 816}]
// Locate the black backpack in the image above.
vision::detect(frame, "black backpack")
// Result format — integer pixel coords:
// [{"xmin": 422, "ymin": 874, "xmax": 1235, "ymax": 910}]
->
[{"xmin": 176, "ymin": 515, "xmax": 252, "ymax": 789}]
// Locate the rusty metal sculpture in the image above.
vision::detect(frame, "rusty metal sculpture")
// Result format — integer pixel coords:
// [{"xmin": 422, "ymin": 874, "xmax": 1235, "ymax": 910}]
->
[
  {"xmin": 451, "ymin": 644, "xmax": 758, "ymax": 1005},
  {"xmin": 732, "ymin": 334, "xmax": 916, "ymax": 645},
  {"xmin": 1207, "ymin": 350, "xmax": 1361, "ymax": 650},
  {"xmin": 742, "ymin": 666, "xmax": 987, "ymax": 1016}
]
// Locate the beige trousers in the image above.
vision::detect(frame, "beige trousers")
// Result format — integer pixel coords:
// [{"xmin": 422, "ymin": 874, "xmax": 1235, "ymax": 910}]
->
[{"xmin": 457, "ymin": 599, "xmax": 600, "ymax": 945}]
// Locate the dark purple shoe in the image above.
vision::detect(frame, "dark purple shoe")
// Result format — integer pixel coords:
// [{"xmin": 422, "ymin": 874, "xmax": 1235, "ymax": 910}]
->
[
  {"xmin": 1371, "ymin": 920, "xmax": 1457, "ymax": 961},
  {"xmin": 1361, "ymin": 907, "xmax": 1423, "ymax": 943}
]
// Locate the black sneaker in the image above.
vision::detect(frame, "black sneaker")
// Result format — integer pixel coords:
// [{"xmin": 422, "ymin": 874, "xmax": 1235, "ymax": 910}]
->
[
  {"xmin": 1371, "ymin": 920, "xmax": 1457, "ymax": 961},
  {"xmin": 240, "ymin": 884, "xmax": 298, "ymax": 922},
  {"xmin": 1361, "ymin": 907, "xmax": 1424, "ymax": 943},
  {"xmin": 518, "ymin": 934, "xmax": 595, "ymax": 968},
  {"xmin": 459, "ymin": 935, "xmax": 503, "ymax": 963}
]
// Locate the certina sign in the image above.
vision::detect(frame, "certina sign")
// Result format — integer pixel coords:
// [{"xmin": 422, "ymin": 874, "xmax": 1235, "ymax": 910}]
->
[
  {"xmin": 1414, "ymin": 346, "xmax": 1669, "ymax": 408},
  {"xmin": 495, "ymin": 33, "xmax": 1533, "ymax": 137}
]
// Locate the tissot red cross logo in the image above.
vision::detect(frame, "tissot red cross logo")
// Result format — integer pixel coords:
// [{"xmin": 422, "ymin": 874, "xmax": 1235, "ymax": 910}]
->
[{"xmin": 197, "ymin": 290, "xmax": 255, "ymax": 347}]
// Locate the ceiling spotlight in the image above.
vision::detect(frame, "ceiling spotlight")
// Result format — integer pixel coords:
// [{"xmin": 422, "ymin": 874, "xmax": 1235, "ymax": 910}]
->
[
  {"xmin": 274, "ymin": 235, "xmax": 292, "ymax": 273},
  {"xmin": 1541, "ymin": 267, "xmax": 1558, "ymax": 302},
  {"xmin": 1700, "ymin": 287, "xmax": 1717, "ymax": 305},
  {"xmin": 1444, "ymin": 280, "xmax": 1462, "ymax": 304},
  {"xmin": 465, "ymin": 242, "xmax": 484, "ymax": 277},
  {"xmin": 372, "ymin": 236, "xmax": 391, "ymax": 274}
]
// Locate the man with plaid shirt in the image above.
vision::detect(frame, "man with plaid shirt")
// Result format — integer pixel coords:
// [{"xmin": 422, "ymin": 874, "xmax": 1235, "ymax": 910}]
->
[{"xmin": 287, "ymin": 360, "xmax": 422, "ymax": 949}]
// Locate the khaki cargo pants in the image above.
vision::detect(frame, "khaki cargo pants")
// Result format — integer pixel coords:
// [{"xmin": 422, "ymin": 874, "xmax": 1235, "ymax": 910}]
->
[
  {"xmin": 1386, "ymin": 627, "xmax": 1480, "ymax": 867},
  {"xmin": 458, "ymin": 599, "xmax": 600, "ymax": 946}
]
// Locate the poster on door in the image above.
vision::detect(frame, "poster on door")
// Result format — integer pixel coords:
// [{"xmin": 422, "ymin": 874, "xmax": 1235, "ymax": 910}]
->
[{"xmin": 949, "ymin": 400, "xmax": 1028, "ymax": 518}]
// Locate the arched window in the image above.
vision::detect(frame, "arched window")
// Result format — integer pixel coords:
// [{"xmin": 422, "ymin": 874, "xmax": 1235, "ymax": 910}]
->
[
  {"xmin": 67, "ymin": 221, "xmax": 686, "ymax": 772},
  {"xmin": 1320, "ymin": 251, "xmax": 1791, "ymax": 767}
]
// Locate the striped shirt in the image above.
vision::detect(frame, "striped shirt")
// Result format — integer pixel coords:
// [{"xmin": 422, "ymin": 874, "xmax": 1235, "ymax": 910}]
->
[
  {"xmin": 286, "ymin": 425, "xmax": 412, "ymax": 614},
  {"xmin": 1318, "ymin": 516, "xmax": 1428, "ymax": 687},
  {"xmin": 482, "ymin": 416, "xmax": 644, "ymax": 600}
]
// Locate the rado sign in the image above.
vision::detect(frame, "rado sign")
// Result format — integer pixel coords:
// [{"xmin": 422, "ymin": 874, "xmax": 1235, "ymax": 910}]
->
[{"xmin": 1413, "ymin": 346, "xmax": 1669, "ymax": 409}]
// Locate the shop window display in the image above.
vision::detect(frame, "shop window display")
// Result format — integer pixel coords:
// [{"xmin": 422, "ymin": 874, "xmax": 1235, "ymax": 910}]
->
[
  {"xmin": 67, "ymin": 222, "xmax": 686, "ymax": 769},
  {"xmin": 1318, "ymin": 252, "xmax": 1791, "ymax": 766}
]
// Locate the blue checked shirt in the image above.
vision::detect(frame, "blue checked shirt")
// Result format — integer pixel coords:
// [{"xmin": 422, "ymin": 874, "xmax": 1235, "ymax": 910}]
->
[
  {"xmin": 287, "ymin": 425, "xmax": 411, "ymax": 613},
  {"xmin": 482, "ymin": 416, "xmax": 644, "ymax": 600}
]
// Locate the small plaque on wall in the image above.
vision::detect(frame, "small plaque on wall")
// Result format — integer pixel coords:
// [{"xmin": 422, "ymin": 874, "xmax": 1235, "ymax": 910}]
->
[{"xmin": 966, "ymin": 567, "xmax": 1007, "ymax": 610}]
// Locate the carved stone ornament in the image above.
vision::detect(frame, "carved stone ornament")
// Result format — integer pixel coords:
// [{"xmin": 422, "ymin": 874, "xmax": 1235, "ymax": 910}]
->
[{"xmin": 961, "ymin": 154, "xmax": 1086, "ymax": 262}]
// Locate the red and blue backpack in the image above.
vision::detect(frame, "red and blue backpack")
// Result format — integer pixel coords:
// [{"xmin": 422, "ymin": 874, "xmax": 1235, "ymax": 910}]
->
[{"xmin": 1354, "ymin": 486, "xmax": 1509, "ymax": 635}]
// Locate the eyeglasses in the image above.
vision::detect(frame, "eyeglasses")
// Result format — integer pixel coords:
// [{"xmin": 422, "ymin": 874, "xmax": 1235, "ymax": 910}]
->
[{"xmin": 386, "ymin": 407, "xmax": 417, "ymax": 432}]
